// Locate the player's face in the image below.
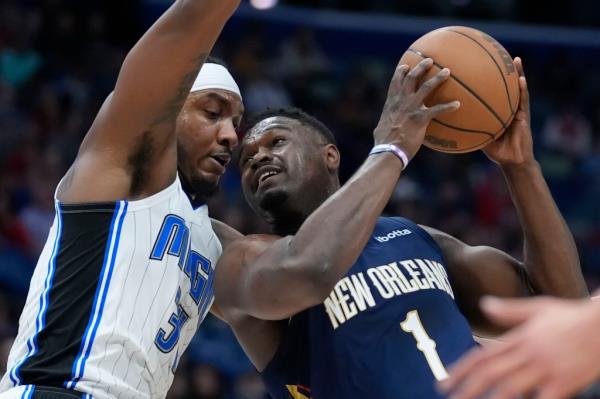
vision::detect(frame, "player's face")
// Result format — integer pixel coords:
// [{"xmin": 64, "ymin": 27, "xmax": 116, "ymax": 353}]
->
[
  {"xmin": 177, "ymin": 89, "xmax": 243, "ymax": 197},
  {"xmin": 239, "ymin": 117, "xmax": 326, "ymax": 216}
]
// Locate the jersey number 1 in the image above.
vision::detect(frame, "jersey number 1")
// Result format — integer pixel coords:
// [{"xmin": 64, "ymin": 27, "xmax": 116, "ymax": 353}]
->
[{"xmin": 400, "ymin": 310, "xmax": 449, "ymax": 381}]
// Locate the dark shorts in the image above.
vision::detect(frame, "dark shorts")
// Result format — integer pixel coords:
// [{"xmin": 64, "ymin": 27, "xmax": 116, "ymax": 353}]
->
[{"xmin": 25, "ymin": 386, "xmax": 85, "ymax": 399}]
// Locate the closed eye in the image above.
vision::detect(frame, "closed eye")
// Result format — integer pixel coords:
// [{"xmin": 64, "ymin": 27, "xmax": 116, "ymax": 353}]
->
[{"xmin": 204, "ymin": 109, "xmax": 221, "ymax": 120}]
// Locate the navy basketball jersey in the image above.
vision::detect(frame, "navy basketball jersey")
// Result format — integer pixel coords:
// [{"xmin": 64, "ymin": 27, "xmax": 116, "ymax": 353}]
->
[{"xmin": 262, "ymin": 217, "xmax": 476, "ymax": 399}]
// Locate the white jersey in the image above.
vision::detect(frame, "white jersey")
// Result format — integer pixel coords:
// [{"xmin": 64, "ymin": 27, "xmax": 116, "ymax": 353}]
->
[{"xmin": 0, "ymin": 177, "xmax": 222, "ymax": 399}]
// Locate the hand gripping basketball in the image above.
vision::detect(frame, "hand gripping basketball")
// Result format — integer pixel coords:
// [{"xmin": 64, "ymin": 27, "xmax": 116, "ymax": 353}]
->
[{"xmin": 373, "ymin": 58, "xmax": 460, "ymax": 162}]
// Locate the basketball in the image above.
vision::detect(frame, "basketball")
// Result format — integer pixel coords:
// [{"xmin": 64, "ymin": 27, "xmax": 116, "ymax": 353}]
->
[{"xmin": 399, "ymin": 26, "xmax": 520, "ymax": 153}]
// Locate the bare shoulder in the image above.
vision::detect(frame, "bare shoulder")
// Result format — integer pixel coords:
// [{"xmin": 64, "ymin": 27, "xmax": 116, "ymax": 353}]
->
[
  {"xmin": 419, "ymin": 224, "xmax": 464, "ymax": 252},
  {"xmin": 419, "ymin": 225, "xmax": 457, "ymax": 243},
  {"xmin": 211, "ymin": 219, "xmax": 244, "ymax": 250}
]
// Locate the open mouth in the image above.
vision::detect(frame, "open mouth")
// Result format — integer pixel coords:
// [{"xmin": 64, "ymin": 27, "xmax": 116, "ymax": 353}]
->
[
  {"xmin": 211, "ymin": 153, "xmax": 231, "ymax": 168},
  {"xmin": 254, "ymin": 166, "xmax": 282, "ymax": 190},
  {"xmin": 258, "ymin": 170, "xmax": 279, "ymax": 185}
]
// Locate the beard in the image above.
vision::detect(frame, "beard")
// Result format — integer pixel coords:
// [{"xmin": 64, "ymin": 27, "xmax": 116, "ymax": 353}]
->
[
  {"xmin": 190, "ymin": 174, "xmax": 219, "ymax": 199},
  {"xmin": 177, "ymin": 143, "xmax": 221, "ymax": 205},
  {"xmin": 254, "ymin": 188, "xmax": 305, "ymax": 236},
  {"xmin": 179, "ymin": 169, "xmax": 219, "ymax": 206},
  {"xmin": 258, "ymin": 188, "xmax": 289, "ymax": 212}
]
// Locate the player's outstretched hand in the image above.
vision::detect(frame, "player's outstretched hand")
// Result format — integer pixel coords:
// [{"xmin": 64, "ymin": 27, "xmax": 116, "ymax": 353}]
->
[
  {"xmin": 373, "ymin": 58, "xmax": 460, "ymax": 161},
  {"xmin": 483, "ymin": 57, "xmax": 534, "ymax": 168},
  {"xmin": 438, "ymin": 296, "xmax": 600, "ymax": 399}
]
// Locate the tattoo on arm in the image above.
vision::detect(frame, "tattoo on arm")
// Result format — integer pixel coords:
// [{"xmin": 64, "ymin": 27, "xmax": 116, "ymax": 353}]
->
[{"xmin": 150, "ymin": 52, "xmax": 208, "ymax": 129}]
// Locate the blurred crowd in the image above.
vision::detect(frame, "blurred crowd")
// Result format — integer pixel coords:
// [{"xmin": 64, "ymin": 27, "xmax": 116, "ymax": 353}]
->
[
  {"xmin": 281, "ymin": 0, "xmax": 600, "ymax": 28},
  {"xmin": 1, "ymin": 1, "xmax": 600, "ymax": 398}
]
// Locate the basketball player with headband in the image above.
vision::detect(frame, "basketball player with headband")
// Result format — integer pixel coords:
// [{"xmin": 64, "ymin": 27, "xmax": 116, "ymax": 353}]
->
[{"xmin": 0, "ymin": 1, "xmax": 244, "ymax": 398}]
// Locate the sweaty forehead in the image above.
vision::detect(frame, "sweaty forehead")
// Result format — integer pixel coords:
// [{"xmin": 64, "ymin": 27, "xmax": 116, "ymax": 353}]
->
[{"xmin": 244, "ymin": 116, "xmax": 303, "ymax": 143}]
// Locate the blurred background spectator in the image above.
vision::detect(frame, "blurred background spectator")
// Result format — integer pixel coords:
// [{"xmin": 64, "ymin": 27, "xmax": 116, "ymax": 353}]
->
[{"xmin": 1, "ymin": 0, "xmax": 600, "ymax": 397}]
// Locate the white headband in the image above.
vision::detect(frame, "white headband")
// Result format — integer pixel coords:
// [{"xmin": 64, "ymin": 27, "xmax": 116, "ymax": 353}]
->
[{"xmin": 190, "ymin": 63, "xmax": 241, "ymax": 99}]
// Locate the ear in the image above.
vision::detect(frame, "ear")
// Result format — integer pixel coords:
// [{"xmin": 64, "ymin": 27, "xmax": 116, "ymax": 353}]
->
[{"xmin": 323, "ymin": 144, "xmax": 340, "ymax": 172}]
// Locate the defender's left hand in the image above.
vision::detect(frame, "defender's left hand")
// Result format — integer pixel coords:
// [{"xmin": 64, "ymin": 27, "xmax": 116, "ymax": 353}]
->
[
  {"xmin": 438, "ymin": 296, "xmax": 600, "ymax": 399},
  {"xmin": 483, "ymin": 58, "xmax": 534, "ymax": 168}
]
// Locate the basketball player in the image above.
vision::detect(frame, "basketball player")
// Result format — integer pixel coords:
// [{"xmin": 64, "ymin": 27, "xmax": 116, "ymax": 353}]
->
[
  {"xmin": 0, "ymin": 1, "xmax": 244, "ymax": 398},
  {"xmin": 213, "ymin": 57, "xmax": 587, "ymax": 398},
  {"xmin": 439, "ymin": 295, "xmax": 600, "ymax": 399}
]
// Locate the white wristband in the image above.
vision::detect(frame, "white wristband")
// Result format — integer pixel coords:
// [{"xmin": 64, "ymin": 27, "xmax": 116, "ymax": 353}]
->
[{"xmin": 369, "ymin": 144, "xmax": 410, "ymax": 170}]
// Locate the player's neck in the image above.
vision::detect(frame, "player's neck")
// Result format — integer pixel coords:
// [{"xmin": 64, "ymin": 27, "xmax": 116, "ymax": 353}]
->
[
  {"xmin": 270, "ymin": 183, "xmax": 340, "ymax": 236},
  {"xmin": 178, "ymin": 169, "xmax": 214, "ymax": 207},
  {"xmin": 271, "ymin": 212, "xmax": 305, "ymax": 236}
]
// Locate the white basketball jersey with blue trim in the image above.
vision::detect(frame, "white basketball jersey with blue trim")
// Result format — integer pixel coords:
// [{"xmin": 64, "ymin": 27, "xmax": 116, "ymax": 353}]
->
[{"xmin": 0, "ymin": 177, "xmax": 222, "ymax": 399}]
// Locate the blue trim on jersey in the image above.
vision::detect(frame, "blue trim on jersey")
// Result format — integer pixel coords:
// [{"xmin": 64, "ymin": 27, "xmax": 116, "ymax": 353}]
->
[
  {"xmin": 197, "ymin": 260, "xmax": 215, "ymax": 320},
  {"xmin": 64, "ymin": 201, "xmax": 128, "ymax": 389},
  {"xmin": 10, "ymin": 203, "xmax": 63, "ymax": 387},
  {"xmin": 20, "ymin": 385, "xmax": 34, "ymax": 399}
]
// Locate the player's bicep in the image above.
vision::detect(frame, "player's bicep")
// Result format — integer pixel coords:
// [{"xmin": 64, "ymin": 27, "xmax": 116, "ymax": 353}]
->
[
  {"xmin": 88, "ymin": 3, "xmax": 217, "ymax": 146},
  {"xmin": 57, "ymin": 97, "xmax": 177, "ymax": 202},
  {"xmin": 456, "ymin": 246, "xmax": 532, "ymax": 334},
  {"xmin": 422, "ymin": 225, "xmax": 530, "ymax": 295},
  {"xmin": 422, "ymin": 225, "xmax": 531, "ymax": 333},
  {"xmin": 215, "ymin": 237, "xmax": 324, "ymax": 321},
  {"xmin": 457, "ymin": 245, "xmax": 531, "ymax": 299},
  {"xmin": 75, "ymin": 2, "xmax": 232, "ymax": 186}
]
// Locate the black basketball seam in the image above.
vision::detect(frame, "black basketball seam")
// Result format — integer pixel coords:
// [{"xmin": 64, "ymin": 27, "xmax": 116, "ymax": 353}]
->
[
  {"xmin": 445, "ymin": 28, "xmax": 515, "ymax": 116},
  {"xmin": 407, "ymin": 48, "xmax": 506, "ymax": 129},
  {"xmin": 429, "ymin": 101, "xmax": 516, "ymax": 152},
  {"xmin": 431, "ymin": 118, "xmax": 495, "ymax": 138}
]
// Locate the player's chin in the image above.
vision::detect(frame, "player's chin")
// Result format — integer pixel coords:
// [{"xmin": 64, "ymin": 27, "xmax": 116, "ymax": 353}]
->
[
  {"xmin": 198, "ymin": 157, "xmax": 228, "ymax": 180},
  {"xmin": 197, "ymin": 161, "xmax": 226, "ymax": 183},
  {"xmin": 257, "ymin": 186, "xmax": 289, "ymax": 212},
  {"xmin": 190, "ymin": 169, "xmax": 222, "ymax": 199},
  {"xmin": 199, "ymin": 172, "xmax": 221, "ymax": 191}
]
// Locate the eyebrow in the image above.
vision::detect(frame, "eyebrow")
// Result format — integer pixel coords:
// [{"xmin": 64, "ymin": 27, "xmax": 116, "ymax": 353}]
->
[
  {"xmin": 203, "ymin": 92, "xmax": 244, "ymax": 115},
  {"xmin": 249, "ymin": 123, "xmax": 293, "ymax": 136},
  {"xmin": 204, "ymin": 92, "xmax": 230, "ymax": 103},
  {"xmin": 239, "ymin": 127, "xmax": 290, "ymax": 161}
]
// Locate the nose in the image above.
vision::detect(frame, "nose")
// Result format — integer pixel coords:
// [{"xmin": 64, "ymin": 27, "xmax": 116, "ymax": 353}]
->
[
  {"xmin": 250, "ymin": 147, "xmax": 273, "ymax": 170},
  {"xmin": 218, "ymin": 119, "xmax": 239, "ymax": 150}
]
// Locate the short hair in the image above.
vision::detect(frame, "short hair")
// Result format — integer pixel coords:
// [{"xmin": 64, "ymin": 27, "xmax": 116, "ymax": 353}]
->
[{"xmin": 243, "ymin": 107, "xmax": 337, "ymax": 145}]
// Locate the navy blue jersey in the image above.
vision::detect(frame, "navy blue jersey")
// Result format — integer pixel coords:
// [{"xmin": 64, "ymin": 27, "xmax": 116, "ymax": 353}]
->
[{"xmin": 262, "ymin": 217, "xmax": 476, "ymax": 399}]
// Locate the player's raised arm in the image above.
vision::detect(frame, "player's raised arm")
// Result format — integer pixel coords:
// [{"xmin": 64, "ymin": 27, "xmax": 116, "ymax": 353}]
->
[
  {"xmin": 422, "ymin": 57, "xmax": 587, "ymax": 335},
  {"xmin": 215, "ymin": 59, "xmax": 461, "ymax": 321},
  {"xmin": 58, "ymin": 0, "xmax": 240, "ymax": 203}
]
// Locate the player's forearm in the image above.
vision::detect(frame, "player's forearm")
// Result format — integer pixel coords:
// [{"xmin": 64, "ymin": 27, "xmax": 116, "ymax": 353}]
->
[
  {"xmin": 91, "ymin": 0, "xmax": 238, "ymax": 147},
  {"xmin": 502, "ymin": 160, "xmax": 587, "ymax": 297},
  {"xmin": 285, "ymin": 153, "xmax": 402, "ymax": 292},
  {"xmin": 116, "ymin": 0, "xmax": 236, "ymax": 116}
]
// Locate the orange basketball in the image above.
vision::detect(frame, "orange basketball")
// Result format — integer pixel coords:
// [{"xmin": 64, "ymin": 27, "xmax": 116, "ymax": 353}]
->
[{"xmin": 399, "ymin": 26, "xmax": 520, "ymax": 153}]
